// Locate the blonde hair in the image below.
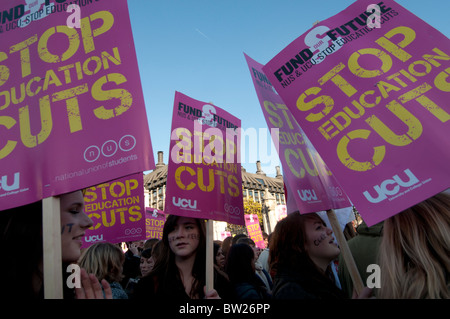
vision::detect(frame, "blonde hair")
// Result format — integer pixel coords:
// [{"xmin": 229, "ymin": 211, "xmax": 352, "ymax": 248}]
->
[
  {"xmin": 378, "ymin": 192, "xmax": 450, "ymax": 299},
  {"xmin": 78, "ymin": 242, "xmax": 125, "ymax": 283}
]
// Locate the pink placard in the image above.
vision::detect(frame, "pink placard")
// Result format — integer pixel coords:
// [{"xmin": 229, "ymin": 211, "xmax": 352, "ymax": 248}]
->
[
  {"xmin": 81, "ymin": 172, "xmax": 146, "ymax": 247},
  {"xmin": 275, "ymin": 205, "xmax": 287, "ymax": 221},
  {"xmin": 220, "ymin": 231, "xmax": 231, "ymax": 241},
  {"xmin": 263, "ymin": 0, "xmax": 450, "ymax": 226},
  {"xmin": 245, "ymin": 54, "xmax": 351, "ymax": 214},
  {"xmin": 164, "ymin": 91, "xmax": 244, "ymax": 225},
  {"xmin": 145, "ymin": 207, "xmax": 165, "ymax": 240},
  {"xmin": 0, "ymin": 0, "xmax": 155, "ymax": 211},
  {"xmin": 244, "ymin": 214, "xmax": 265, "ymax": 249}
]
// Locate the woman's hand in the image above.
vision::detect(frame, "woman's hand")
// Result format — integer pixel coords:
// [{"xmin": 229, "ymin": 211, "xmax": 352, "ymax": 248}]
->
[
  {"xmin": 352, "ymin": 286, "xmax": 374, "ymax": 299},
  {"xmin": 75, "ymin": 268, "xmax": 112, "ymax": 299},
  {"xmin": 204, "ymin": 286, "xmax": 221, "ymax": 299}
]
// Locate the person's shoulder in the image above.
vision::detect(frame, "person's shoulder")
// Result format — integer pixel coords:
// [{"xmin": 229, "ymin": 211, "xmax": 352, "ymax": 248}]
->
[{"xmin": 272, "ymin": 275, "xmax": 314, "ymax": 299}]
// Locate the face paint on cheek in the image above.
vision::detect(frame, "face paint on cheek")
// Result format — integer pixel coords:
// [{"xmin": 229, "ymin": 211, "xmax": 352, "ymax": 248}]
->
[
  {"xmin": 61, "ymin": 223, "xmax": 74, "ymax": 234},
  {"xmin": 313, "ymin": 233, "xmax": 327, "ymax": 246},
  {"xmin": 186, "ymin": 233, "xmax": 200, "ymax": 240},
  {"xmin": 168, "ymin": 236, "xmax": 176, "ymax": 243}
]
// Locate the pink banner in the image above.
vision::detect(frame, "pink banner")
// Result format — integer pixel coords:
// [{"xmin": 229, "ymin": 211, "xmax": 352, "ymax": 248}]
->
[
  {"xmin": 245, "ymin": 54, "xmax": 351, "ymax": 214},
  {"xmin": 81, "ymin": 172, "xmax": 146, "ymax": 247},
  {"xmin": 244, "ymin": 214, "xmax": 265, "ymax": 249},
  {"xmin": 145, "ymin": 207, "xmax": 165, "ymax": 240},
  {"xmin": 0, "ymin": 0, "xmax": 155, "ymax": 211},
  {"xmin": 263, "ymin": 0, "xmax": 450, "ymax": 226},
  {"xmin": 164, "ymin": 91, "xmax": 244, "ymax": 225}
]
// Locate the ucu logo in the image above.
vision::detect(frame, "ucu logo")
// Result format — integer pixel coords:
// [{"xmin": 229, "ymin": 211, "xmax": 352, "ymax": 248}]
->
[
  {"xmin": 363, "ymin": 169, "xmax": 419, "ymax": 203},
  {"xmin": 172, "ymin": 197, "xmax": 197, "ymax": 209},
  {"xmin": 0, "ymin": 172, "xmax": 20, "ymax": 191},
  {"xmin": 298, "ymin": 189, "xmax": 318, "ymax": 202},
  {"xmin": 85, "ymin": 234, "xmax": 104, "ymax": 243}
]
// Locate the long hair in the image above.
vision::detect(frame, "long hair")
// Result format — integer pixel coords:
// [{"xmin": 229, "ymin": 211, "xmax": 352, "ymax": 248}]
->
[
  {"xmin": 269, "ymin": 212, "xmax": 345, "ymax": 298},
  {"xmin": 225, "ymin": 243, "xmax": 257, "ymax": 284},
  {"xmin": 150, "ymin": 215, "xmax": 207, "ymax": 298},
  {"xmin": 78, "ymin": 242, "xmax": 125, "ymax": 283},
  {"xmin": 378, "ymin": 192, "xmax": 450, "ymax": 299}
]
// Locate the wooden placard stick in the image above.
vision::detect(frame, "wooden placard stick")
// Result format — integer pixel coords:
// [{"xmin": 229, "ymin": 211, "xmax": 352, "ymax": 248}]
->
[
  {"xmin": 42, "ymin": 197, "xmax": 63, "ymax": 299},
  {"xmin": 205, "ymin": 219, "xmax": 214, "ymax": 293},
  {"xmin": 326, "ymin": 209, "xmax": 364, "ymax": 295}
]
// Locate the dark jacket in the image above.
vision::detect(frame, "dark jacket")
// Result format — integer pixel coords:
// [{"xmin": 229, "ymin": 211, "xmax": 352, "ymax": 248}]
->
[
  {"xmin": 133, "ymin": 267, "xmax": 232, "ymax": 300},
  {"xmin": 338, "ymin": 221, "xmax": 384, "ymax": 298},
  {"xmin": 273, "ymin": 267, "xmax": 347, "ymax": 299}
]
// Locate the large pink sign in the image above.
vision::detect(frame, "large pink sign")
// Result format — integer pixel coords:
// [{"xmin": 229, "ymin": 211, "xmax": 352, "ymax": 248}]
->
[
  {"xmin": 263, "ymin": 0, "xmax": 450, "ymax": 226},
  {"xmin": 81, "ymin": 172, "xmax": 146, "ymax": 248},
  {"xmin": 244, "ymin": 214, "xmax": 265, "ymax": 250},
  {"xmin": 0, "ymin": 0, "xmax": 155, "ymax": 211},
  {"xmin": 245, "ymin": 54, "xmax": 351, "ymax": 214},
  {"xmin": 145, "ymin": 207, "xmax": 165, "ymax": 240},
  {"xmin": 164, "ymin": 91, "xmax": 244, "ymax": 225}
]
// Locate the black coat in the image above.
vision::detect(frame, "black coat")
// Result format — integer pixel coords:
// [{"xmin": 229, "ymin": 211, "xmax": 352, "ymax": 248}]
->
[{"xmin": 272, "ymin": 267, "xmax": 347, "ymax": 299}]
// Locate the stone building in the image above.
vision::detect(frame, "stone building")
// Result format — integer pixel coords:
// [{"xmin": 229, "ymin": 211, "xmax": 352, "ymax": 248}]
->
[{"xmin": 143, "ymin": 151, "xmax": 286, "ymax": 236}]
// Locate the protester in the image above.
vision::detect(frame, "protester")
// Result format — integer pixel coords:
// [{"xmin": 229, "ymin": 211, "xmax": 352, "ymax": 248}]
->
[
  {"xmin": 221, "ymin": 236, "xmax": 233, "ymax": 260},
  {"xmin": 338, "ymin": 220, "xmax": 384, "ymax": 298},
  {"xmin": 0, "ymin": 190, "xmax": 112, "ymax": 299},
  {"xmin": 225, "ymin": 243, "xmax": 271, "ymax": 300},
  {"xmin": 78, "ymin": 242, "xmax": 128, "ymax": 299},
  {"xmin": 121, "ymin": 240, "xmax": 144, "ymax": 288},
  {"xmin": 124, "ymin": 248, "xmax": 154, "ymax": 298},
  {"xmin": 214, "ymin": 242, "xmax": 227, "ymax": 273},
  {"xmin": 377, "ymin": 191, "xmax": 450, "ymax": 299},
  {"xmin": 139, "ymin": 248, "xmax": 155, "ymax": 277},
  {"xmin": 133, "ymin": 215, "xmax": 226, "ymax": 299},
  {"xmin": 231, "ymin": 233, "xmax": 248, "ymax": 246},
  {"xmin": 258, "ymin": 232, "xmax": 273, "ymax": 274},
  {"xmin": 269, "ymin": 212, "xmax": 371, "ymax": 299},
  {"xmin": 236, "ymin": 237, "xmax": 273, "ymax": 294},
  {"xmin": 144, "ymin": 238, "xmax": 159, "ymax": 251}
]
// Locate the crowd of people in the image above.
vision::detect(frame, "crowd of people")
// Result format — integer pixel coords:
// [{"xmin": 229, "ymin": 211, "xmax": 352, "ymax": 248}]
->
[{"xmin": 0, "ymin": 189, "xmax": 449, "ymax": 300}]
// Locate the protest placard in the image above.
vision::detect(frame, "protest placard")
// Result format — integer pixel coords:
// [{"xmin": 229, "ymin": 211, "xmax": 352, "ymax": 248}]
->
[
  {"xmin": 145, "ymin": 207, "xmax": 165, "ymax": 240},
  {"xmin": 263, "ymin": 0, "xmax": 450, "ymax": 226},
  {"xmin": 164, "ymin": 91, "xmax": 244, "ymax": 226},
  {"xmin": 81, "ymin": 172, "xmax": 146, "ymax": 247},
  {"xmin": 245, "ymin": 53, "xmax": 351, "ymax": 213},
  {"xmin": 0, "ymin": 0, "xmax": 155, "ymax": 211},
  {"xmin": 244, "ymin": 214, "xmax": 265, "ymax": 249}
]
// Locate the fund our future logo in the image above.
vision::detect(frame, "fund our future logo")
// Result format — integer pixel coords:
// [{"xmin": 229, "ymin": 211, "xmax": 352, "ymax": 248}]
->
[{"xmin": 363, "ymin": 169, "xmax": 420, "ymax": 203}]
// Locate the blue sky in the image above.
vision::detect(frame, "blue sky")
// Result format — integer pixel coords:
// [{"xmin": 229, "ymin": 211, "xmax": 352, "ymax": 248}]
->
[{"xmin": 127, "ymin": 0, "xmax": 450, "ymax": 176}]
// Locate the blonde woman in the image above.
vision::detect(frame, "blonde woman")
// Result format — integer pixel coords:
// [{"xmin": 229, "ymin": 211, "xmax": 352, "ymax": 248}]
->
[
  {"xmin": 378, "ymin": 191, "xmax": 450, "ymax": 299},
  {"xmin": 78, "ymin": 242, "xmax": 128, "ymax": 299}
]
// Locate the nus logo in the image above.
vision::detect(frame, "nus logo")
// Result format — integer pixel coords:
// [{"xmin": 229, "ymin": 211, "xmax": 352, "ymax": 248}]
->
[
  {"xmin": 85, "ymin": 235, "xmax": 103, "ymax": 243},
  {"xmin": 0, "ymin": 172, "xmax": 20, "ymax": 191},
  {"xmin": 298, "ymin": 189, "xmax": 318, "ymax": 202},
  {"xmin": 363, "ymin": 169, "xmax": 419, "ymax": 203},
  {"xmin": 172, "ymin": 197, "xmax": 197, "ymax": 209}
]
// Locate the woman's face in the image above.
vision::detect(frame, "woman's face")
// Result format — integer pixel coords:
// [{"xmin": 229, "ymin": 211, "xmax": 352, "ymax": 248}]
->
[
  {"xmin": 140, "ymin": 256, "xmax": 155, "ymax": 277},
  {"xmin": 215, "ymin": 248, "xmax": 226, "ymax": 269},
  {"xmin": 168, "ymin": 217, "xmax": 201, "ymax": 259},
  {"xmin": 60, "ymin": 190, "xmax": 93, "ymax": 263},
  {"xmin": 303, "ymin": 216, "xmax": 340, "ymax": 271}
]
